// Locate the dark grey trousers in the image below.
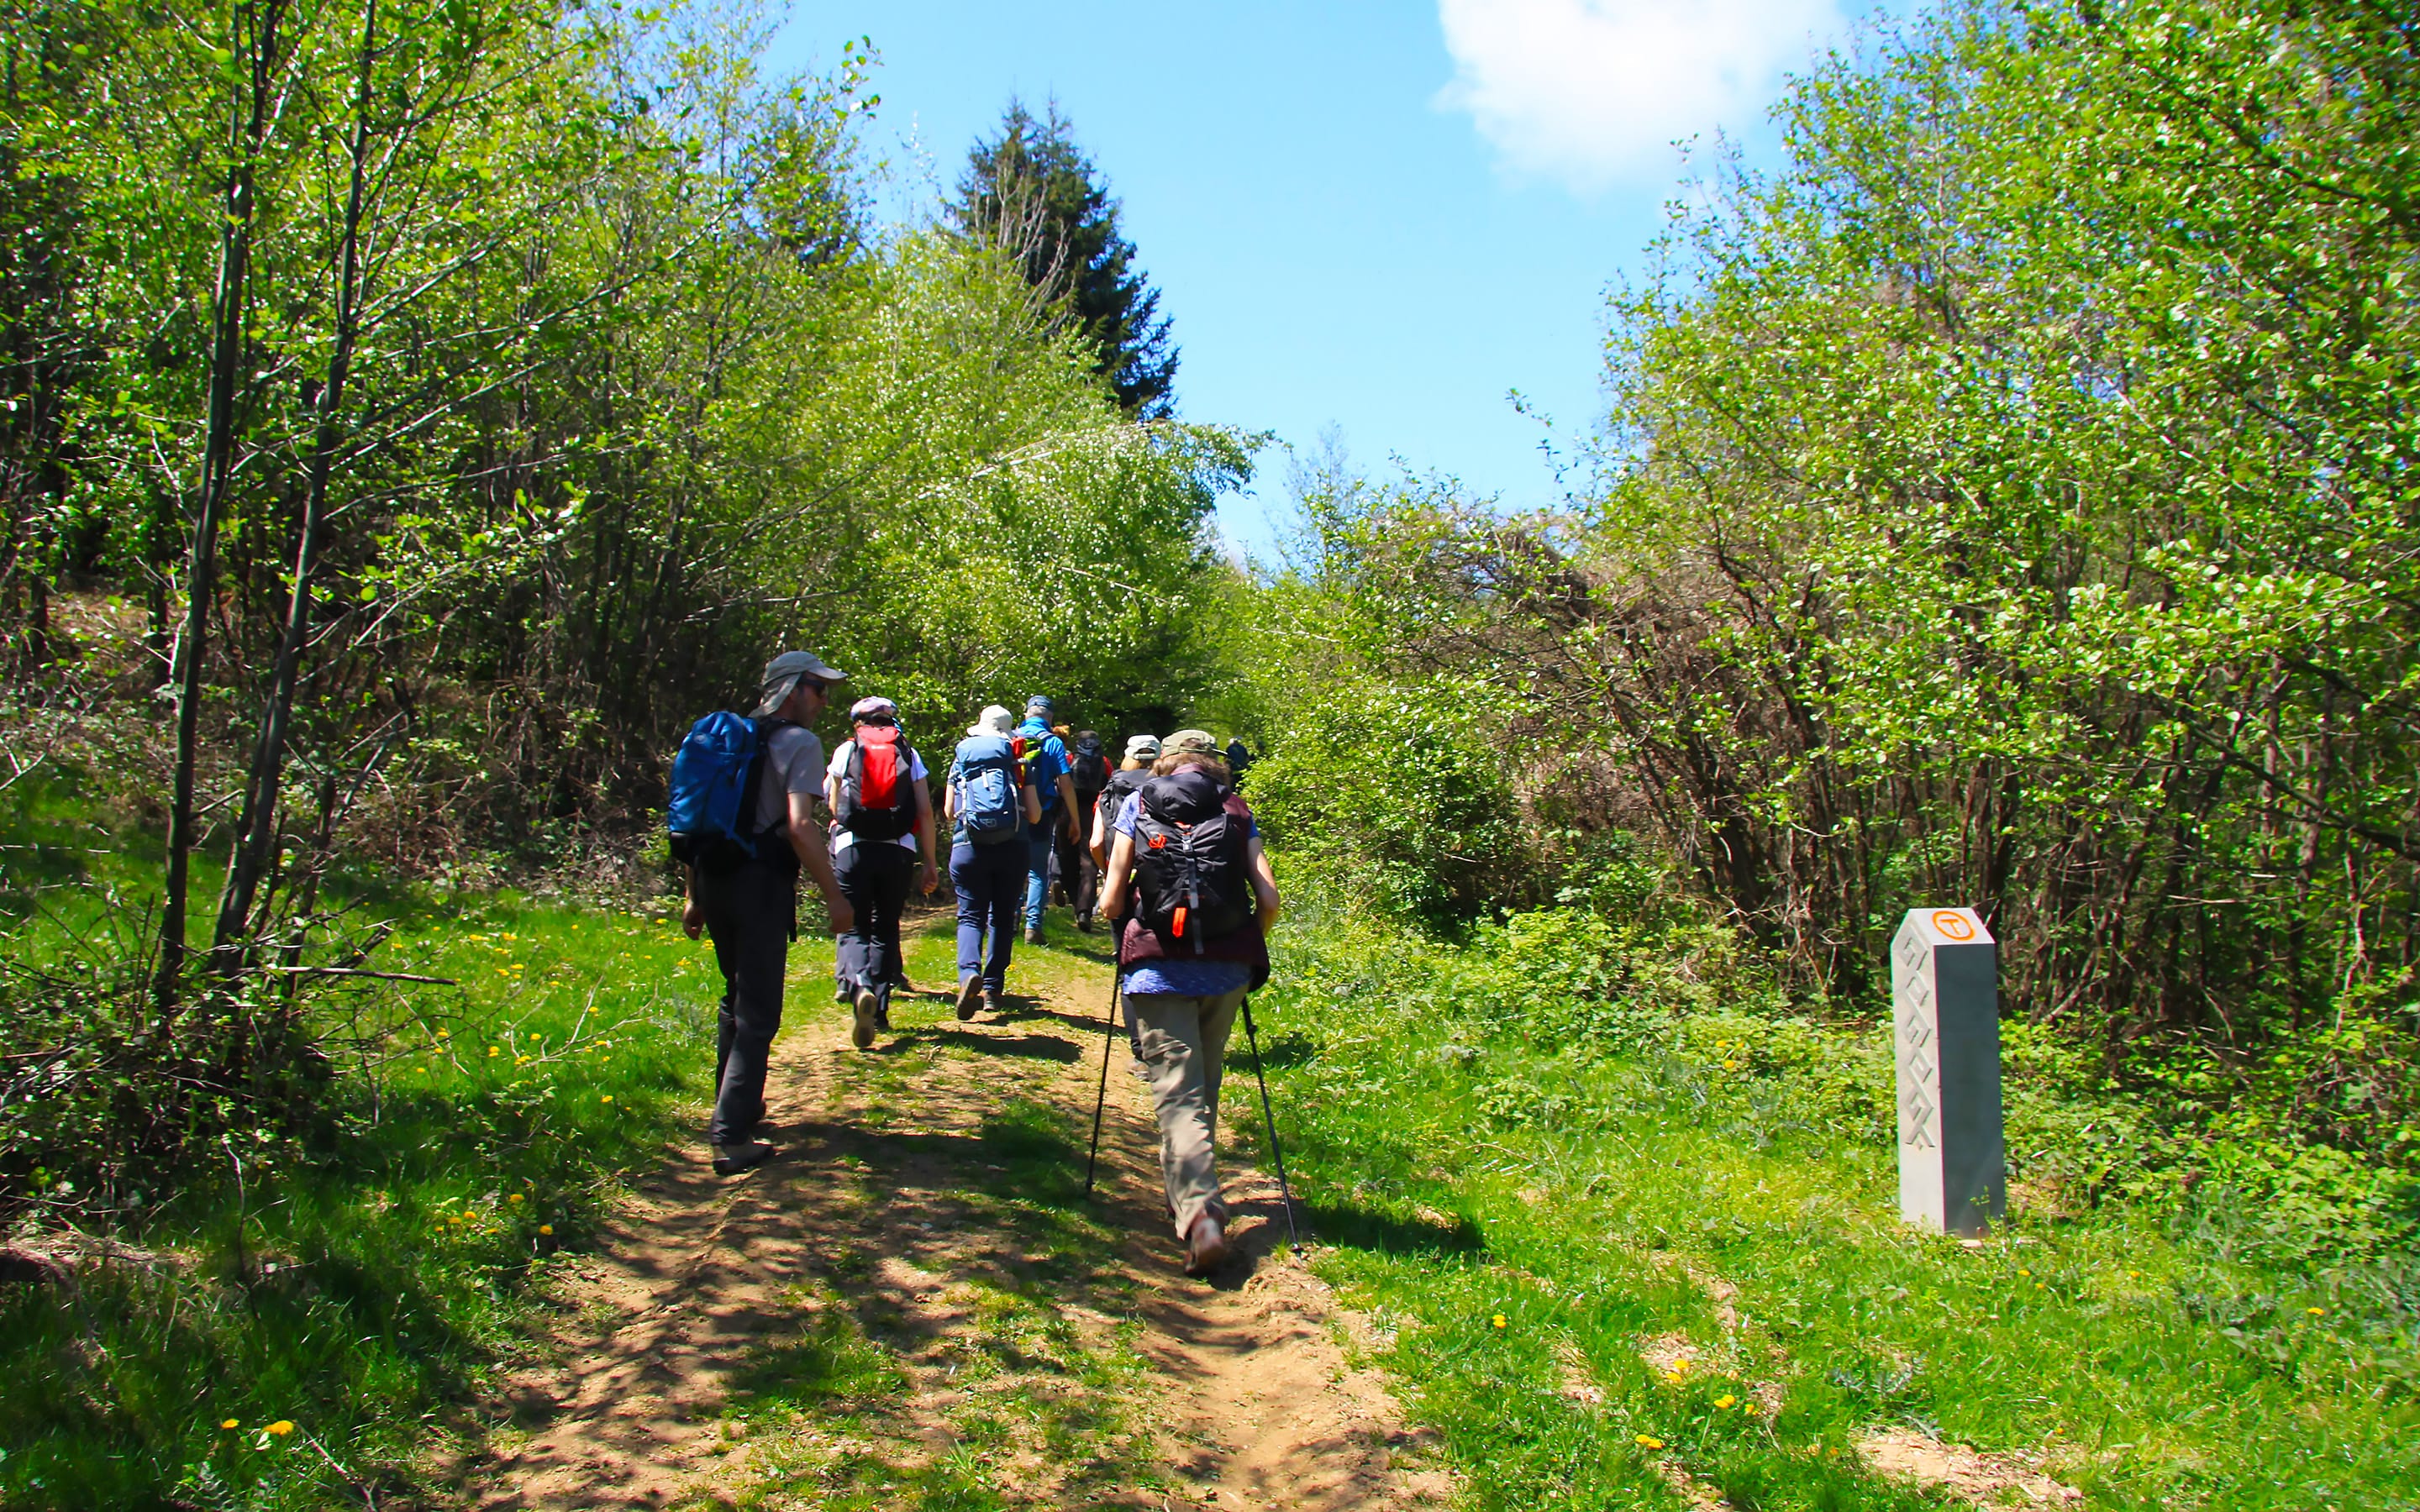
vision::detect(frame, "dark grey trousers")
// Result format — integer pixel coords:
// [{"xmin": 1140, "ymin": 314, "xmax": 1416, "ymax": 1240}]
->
[{"xmin": 699, "ymin": 858, "xmax": 794, "ymax": 1146}]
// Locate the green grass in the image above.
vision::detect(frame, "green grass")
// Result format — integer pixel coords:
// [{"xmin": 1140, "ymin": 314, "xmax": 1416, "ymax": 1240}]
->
[
  {"xmin": 0, "ymin": 770, "xmax": 768, "ymax": 1510},
  {"xmin": 1247, "ymin": 899, "xmax": 2420, "ymax": 1511}
]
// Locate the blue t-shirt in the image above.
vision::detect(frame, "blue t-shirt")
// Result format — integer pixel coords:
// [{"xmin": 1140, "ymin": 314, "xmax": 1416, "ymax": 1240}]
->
[
  {"xmin": 1018, "ymin": 721, "xmax": 1071, "ymax": 812},
  {"xmin": 1113, "ymin": 790, "xmax": 1259, "ymax": 997}
]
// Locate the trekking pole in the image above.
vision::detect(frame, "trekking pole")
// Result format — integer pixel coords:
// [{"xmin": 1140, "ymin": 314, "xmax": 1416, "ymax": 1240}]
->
[
  {"xmin": 1083, "ymin": 968, "xmax": 1121, "ymax": 1196},
  {"xmin": 1239, "ymin": 996, "xmax": 1301, "ymax": 1250}
]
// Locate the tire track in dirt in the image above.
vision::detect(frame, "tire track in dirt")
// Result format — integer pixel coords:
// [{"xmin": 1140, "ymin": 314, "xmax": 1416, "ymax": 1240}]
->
[{"xmin": 466, "ymin": 918, "xmax": 1450, "ymax": 1510}]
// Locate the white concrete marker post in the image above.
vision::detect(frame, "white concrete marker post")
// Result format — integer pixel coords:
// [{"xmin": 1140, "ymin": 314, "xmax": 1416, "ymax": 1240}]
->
[{"xmin": 1891, "ymin": 906, "xmax": 2005, "ymax": 1237}]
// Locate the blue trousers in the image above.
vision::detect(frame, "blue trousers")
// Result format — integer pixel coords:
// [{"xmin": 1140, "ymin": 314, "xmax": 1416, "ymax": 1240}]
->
[
  {"xmin": 952, "ymin": 838, "xmax": 1027, "ymax": 990},
  {"xmin": 1022, "ymin": 822, "xmax": 1057, "ymax": 930}
]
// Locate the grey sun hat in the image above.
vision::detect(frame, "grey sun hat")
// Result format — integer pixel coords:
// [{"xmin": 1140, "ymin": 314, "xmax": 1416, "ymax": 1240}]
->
[
  {"xmin": 1162, "ymin": 728, "xmax": 1219, "ymax": 758},
  {"xmin": 1123, "ymin": 733, "xmax": 1161, "ymax": 763},
  {"xmin": 967, "ymin": 704, "xmax": 1015, "ymax": 738},
  {"xmin": 754, "ymin": 649, "xmax": 844, "ymax": 718}
]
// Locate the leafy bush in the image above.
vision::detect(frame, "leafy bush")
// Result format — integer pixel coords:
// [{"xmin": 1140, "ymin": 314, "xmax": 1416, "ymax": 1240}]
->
[
  {"xmin": 1247, "ymin": 675, "xmax": 1541, "ymax": 928},
  {"xmin": 0, "ymin": 951, "xmax": 334, "ymax": 1219}
]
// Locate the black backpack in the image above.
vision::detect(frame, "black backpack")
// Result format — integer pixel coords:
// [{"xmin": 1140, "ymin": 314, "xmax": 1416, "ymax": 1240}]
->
[
  {"xmin": 1099, "ymin": 767, "xmax": 1148, "ymax": 827},
  {"xmin": 1071, "ymin": 738, "xmax": 1111, "ymax": 795},
  {"xmin": 1128, "ymin": 769, "xmax": 1251, "ymax": 949}
]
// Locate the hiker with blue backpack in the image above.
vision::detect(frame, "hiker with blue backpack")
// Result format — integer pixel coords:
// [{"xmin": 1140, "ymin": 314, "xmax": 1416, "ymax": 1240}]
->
[
  {"xmin": 1014, "ymin": 696, "xmax": 1081, "ymax": 945},
  {"xmin": 824, "ymin": 696, "xmax": 938, "ymax": 1049},
  {"xmin": 947, "ymin": 704, "xmax": 1044, "ymax": 1019},
  {"xmin": 1097, "ymin": 729, "xmax": 1283, "ymax": 1274},
  {"xmin": 671, "ymin": 651, "xmax": 855, "ymax": 1176}
]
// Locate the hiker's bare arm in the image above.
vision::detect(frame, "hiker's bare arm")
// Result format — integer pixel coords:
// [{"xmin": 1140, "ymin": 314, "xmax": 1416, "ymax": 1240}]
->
[
  {"xmin": 682, "ymin": 864, "xmax": 705, "ymax": 939},
  {"xmin": 1089, "ymin": 801, "xmax": 1110, "ymax": 871},
  {"xmin": 1101, "ymin": 832, "xmax": 1135, "ymax": 921},
  {"xmin": 1023, "ymin": 781, "xmax": 1043, "ymax": 827},
  {"xmin": 1246, "ymin": 837, "xmax": 1281, "ymax": 932},
  {"xmin": 1055, "ymin": 773, "xmax": 1080, "ymax": 837},
  {"xmin": 912, "ymin": 774, "xmax": 938, "ymax": 893},
  {"xmin": 789, "ymin": 790, "xmax": 855, "ymax": 934}
]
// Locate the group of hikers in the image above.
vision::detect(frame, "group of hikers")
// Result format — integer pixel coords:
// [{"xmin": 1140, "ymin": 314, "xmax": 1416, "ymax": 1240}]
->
[{"xmin": 669, "ymin": 649, "xmax": 1276, "ymax": 1276}]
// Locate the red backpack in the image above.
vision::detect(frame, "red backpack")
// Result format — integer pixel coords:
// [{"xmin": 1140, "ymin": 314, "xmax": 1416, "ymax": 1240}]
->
[{"xmin": 834, "ymin": 725, "xmax": 915, "ymax": 841}]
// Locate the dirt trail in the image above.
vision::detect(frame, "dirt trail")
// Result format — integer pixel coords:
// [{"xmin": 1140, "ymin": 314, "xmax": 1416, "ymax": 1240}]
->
[{"xmin": 470, "ymin": 921, "xmax": 1449, "ymax": 1510}]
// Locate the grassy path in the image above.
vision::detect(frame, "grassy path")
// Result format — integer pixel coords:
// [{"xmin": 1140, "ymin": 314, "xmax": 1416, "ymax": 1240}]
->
[{"xmin": 468, "ymin": 911, "xmax": 1450, "ymax": 1510}]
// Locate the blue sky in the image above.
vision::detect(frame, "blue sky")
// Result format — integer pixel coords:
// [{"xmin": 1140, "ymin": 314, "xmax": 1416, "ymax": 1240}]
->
[{"xmin": 771, "ymin": 1, "xmax": 1865, "ymax": 554}]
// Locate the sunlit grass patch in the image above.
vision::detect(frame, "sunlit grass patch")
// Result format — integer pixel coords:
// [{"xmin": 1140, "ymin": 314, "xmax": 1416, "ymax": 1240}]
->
[
  {"xmin": 1255, "ymin": 911, "xmax": 2420, "ymax": 1511},
  {"xmin": 0, "ymin": 782, "xmax": 739, "ymax": 1508}
]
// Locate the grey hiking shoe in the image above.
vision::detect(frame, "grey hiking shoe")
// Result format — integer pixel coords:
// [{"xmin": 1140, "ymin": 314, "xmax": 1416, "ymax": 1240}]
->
[
  {"xmin": 955, "ymin": 974, "xmax": 982, "ymax": 1021},
  {"xmin": 1024, "ymin": 927, "xmax": 1045, "ymax": 947},
  {"xmin": 851, "ymin": 986, "xmax": 879, "ymax": 1049}
]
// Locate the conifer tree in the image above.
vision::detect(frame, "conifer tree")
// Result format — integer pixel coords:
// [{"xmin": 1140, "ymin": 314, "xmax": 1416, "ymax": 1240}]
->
[{"xmin": 951, "ymin": 100, "xmax": 1178, "ymax": 419}]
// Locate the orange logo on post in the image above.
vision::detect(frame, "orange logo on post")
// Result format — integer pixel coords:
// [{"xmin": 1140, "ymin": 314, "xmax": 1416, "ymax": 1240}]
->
[{"xmin": 1931, "ymin": 910, "xmax": 1976, "ymax": 941}]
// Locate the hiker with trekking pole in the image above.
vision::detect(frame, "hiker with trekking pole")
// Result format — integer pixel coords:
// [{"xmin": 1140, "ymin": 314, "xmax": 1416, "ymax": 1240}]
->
[
  {"xmin": 669, "ymin": 651, "xmax": 855, "ymax": 1176},
  {"xmin": 1091, "ymin": 728, "xmax": 1286, "ymax": 1275}
]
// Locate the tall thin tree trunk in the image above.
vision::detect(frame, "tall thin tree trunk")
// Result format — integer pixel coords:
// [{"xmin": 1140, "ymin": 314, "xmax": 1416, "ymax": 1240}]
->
[
  {"xmin": 213, "ymin": 0, "xmax": 376, "ymax": 960},
  {"xmin": 155, "ymin": 0, "xmax": 289, "ymax": 1013}
]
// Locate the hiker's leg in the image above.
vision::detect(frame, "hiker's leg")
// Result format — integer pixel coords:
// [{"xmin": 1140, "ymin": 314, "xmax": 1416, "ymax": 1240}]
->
[
  {"xmin": 983, "ymin": 841, "xmax": 1023, "ymax": 988},
  {"xmin": 704, "ymin": 863, "xmax": 791, "ymax": 1146},
  {"xmin": 1053, "ymin": 822, "xmax": 1081, "ymax": 908},
  {"xmin": 1071, "ymin": 821, "xmax": 1099, "ymax": 919},
  {"xmin": 1125, "ymin": 991, "xmax": 1226, "ymax": 1242},
  {"xmin": 1197, "ymin": 987, "xmax": 1244, "ymax": 1146},
  {"xmin": 1022, "ymin": 826, "xmax": 1052, "ymax": 932},
  {"xmin": 833, "ymin": 843, "xmax": 878, "ymax": 993},
  {"xmin": 868, "ymin": 844, "xmax": 910, "ymax": 990},
  {"xmin": 950, "ymin": 842, "xmax": 985, "ymax": 984}
]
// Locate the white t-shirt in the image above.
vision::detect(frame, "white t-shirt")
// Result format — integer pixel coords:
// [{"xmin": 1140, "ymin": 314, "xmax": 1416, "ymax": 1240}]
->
[{"xmin": 826, "ymin": 738, "xmax": 930, "ymax": 853}]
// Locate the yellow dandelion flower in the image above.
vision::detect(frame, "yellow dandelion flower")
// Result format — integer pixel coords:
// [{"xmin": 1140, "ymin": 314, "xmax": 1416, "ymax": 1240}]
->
[
  {"xmin": 2307, "ymin": 1305, "xmax": 2327, "ymax": 1316},
  {"xmin": 1715, "ymin": 1394, "xmax": 1736, "ymax": 1409},
  {"xmin": 1491, "ymin": 1314, "xmax": 1507, "ymax": 1329},
  {"xmin": 220, "ymin": 1418, "xmax": 239, "ymax": 1430},
  {"xmin": 1723, "ymin": 1059, "xmax": 1739, "ymax": 1070},
  {"xmin": 487, "ymin": 1046, "xmax": 500, "ymax": 1057},
  {"xmin": 2018, "ymin": 1267, "xmax": 2030, "ymax": 1276},
  {"xmin": 1635, "ymin": 1433, "xmax": 1664, "ymax": 1450},
  {"xmin": 508, "ymin": 1193, "xmax": 524, "ymax": 1205},
  {"xmin": 601, "ymin": 1095, "xmax": 613, "ymax": 1104},
  {"xmin": 265, "ymin": 1420, "xmax": 294, "ymax": 1436},
  {"xmin": 1744, "ymin": 1401, "xmax": 1760, "ymax": 1415},
  {"xmin": 539, "ymin": 1224, "xmax": 554, "ymax": 1235}
]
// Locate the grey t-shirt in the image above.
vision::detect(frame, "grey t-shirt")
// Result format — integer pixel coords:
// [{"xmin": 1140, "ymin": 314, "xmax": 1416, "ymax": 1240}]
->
[{"xmin": 755, "ymin": 723, "xmax": 826, "ymax": 839}]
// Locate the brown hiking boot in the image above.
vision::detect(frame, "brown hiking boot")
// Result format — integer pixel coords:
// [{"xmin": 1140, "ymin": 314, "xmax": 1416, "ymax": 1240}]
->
[
  {"xmin": 955, "ymin": 974, "xmax": 982, "ymax": 1021},
  {"xmin": 851, "ymin": 986, "xmax": 879, "ymax": 1049},
  {"xmin": 1183, "ymin": 1214, "xmax": 1231, "ymax": 1276}
]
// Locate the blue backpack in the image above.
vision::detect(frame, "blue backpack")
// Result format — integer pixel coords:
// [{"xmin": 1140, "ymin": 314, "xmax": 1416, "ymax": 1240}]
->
[
  {"xmin": 954, "ymin": 735, "xmax": 1023, "ymax": 846},
  {"xmin": 667, "ymin": 713, "xmax": 787, "ymax": 870}
]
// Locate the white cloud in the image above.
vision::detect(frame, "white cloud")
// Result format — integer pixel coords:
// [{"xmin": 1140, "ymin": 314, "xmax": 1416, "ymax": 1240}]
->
[{"xmin": 1436, "ymin": 0, "xmax": 1842, "ymax": 193}]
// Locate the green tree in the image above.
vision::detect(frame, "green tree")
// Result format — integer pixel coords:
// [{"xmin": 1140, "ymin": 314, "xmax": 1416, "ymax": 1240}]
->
[{"xmin": 950, "ymin": 98, "xmax": 1178, "ymax": 419}]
